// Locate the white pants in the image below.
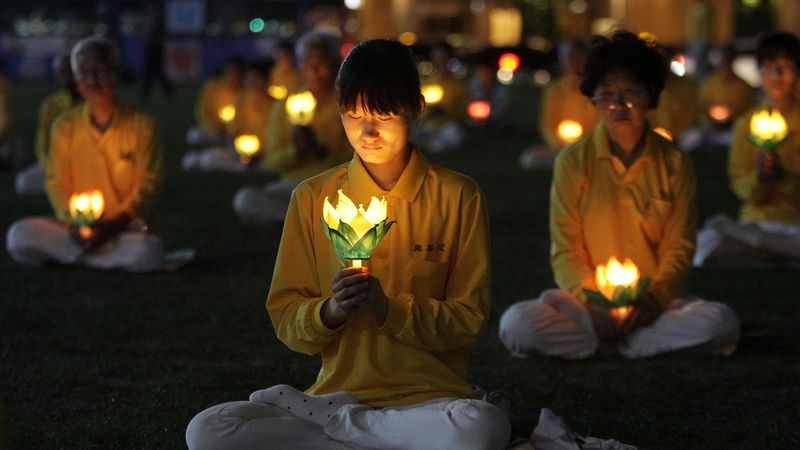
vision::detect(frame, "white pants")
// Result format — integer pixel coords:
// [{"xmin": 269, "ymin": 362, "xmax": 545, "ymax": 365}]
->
[
  {"xmin": 499, "ymin": 289, "xmax": 740, "ymax": 359},
  {"xmin": 232, "ymin": 179, "xmax": 300, "ymax": 226},
  {"xmin": 186, "ymin": 393, "xmax": 511, "ymax": 450},
  {"xmin": 181, "ymin": 147, "xmax": 264, "ymax": 173},
  {"xmin": 186, "ymin": 126, "xmax": 227, "ymax": 146},
  {"xmin": 695, "ymin": 214, "xmax": 800, "ymax": 267},
  {"xmin": 14, "ymin": 162, "xmax": 46, "ymax": 194},
  {"xmin": 6, "ymin": 216, "xmax": 166, "ymax": 273}
]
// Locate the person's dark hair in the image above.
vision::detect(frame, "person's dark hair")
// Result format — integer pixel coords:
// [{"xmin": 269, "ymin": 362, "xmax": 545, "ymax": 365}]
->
[
  {"xmin": 579, "ymin": 31, "xmax": 668, "ymax": 108},
  {"xmin": 336, "ymin": 39, "xmax": 423, "ymax": 118},
  {"xmin": 756, "ymin": 32, "xmax": 800, "ymax": 69}
]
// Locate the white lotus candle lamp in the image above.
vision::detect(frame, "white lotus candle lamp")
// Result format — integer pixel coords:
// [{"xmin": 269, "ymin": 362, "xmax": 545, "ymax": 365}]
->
[
  {"xmin": 584, "ymin": 257, "xmax": 650, "ymax": 321},
  {"xmin": 557, "ymin": 119, "xmax": 583, "ymax": 144},
  {"xmin": 286, "ymin": 91, "xmax": 317, "ymax": 126},
  {"xmin": 321, "ymin": 190, "xmax": 395, "ymax": 268},
  {"xmin": 749, "ymin": 109, "xmax": 787, "ymax": 151},
  {"xmin": 69, "ymin": 189, "xmax": 105, "ymax": 239}
]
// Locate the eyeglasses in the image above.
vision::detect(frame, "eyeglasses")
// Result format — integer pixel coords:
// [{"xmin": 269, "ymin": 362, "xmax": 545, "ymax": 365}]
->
[
  {"xmin": 76, "ymin": 68, "xmax": 114, "ymax": 81},
  {"xmin": 591, "ymin": 89, "xmax": 647, "ymax": 110}
]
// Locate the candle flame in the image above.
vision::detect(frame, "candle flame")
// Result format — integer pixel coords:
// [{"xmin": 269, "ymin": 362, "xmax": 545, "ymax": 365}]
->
[
  {"xmin": 557, "ymin": 120, "xmax": 583, "ymax": 143},
  {"xmin": 468, "ymin": 101, "xmax": 491, "ymax": 120},
  {"xmin": 286, "ymin": 91, "xmax": 317, "ymax": 126},
  {"xmin": 422, "ymin": 84, "xmax": 444, "ymax": 105},
  {"xmin": 234, "ymin": 134, "xmax": 261, "ymax": 158},
  {"xmin": 595, "ymin": 257, "xmax": 640, "ymax": 301},
  {"xmin": 69, "ymin": 189, "xmax": 105, "ymax": 225}
]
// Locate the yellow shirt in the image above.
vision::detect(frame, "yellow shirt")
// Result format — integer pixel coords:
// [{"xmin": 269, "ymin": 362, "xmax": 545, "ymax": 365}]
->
[
  {"xmin": 269, "ymin": 65, "xmax": 302, "ymax": 96},
  {"xmin": 194, "ymin": 78, "xmax": 241, "ymax": 134},
  {"xmin": 729, "ymin": 103, "xmax": 800, "ymax": 223},
  {"xmin": 550, "ymin": 124, "xmax": 697, "ymax": 307},
  {"xmin": 229, "ymin": 91, "xmax": 273, "ymax": 141},
  {"xmin": 46, "ymin": 103, "xmax": 163, "ymax": 224},
  {"xmin": 698, "ymin": 71, "xmax": 754, "ymax": 124},
  {"xmin": 648, "ymin": 75, "xmax": 698, "ymax": 138},
  {"xmin": 35, "ymin": 90, "xmax": 81, "ymax": 164},
  {"xmin": 539, "ymin": 75, "xmax": 599, "ymax": 150},
  {"xmin": 264, "ymin": 91, "xmax": 352, "ymax": 181},
  {"xmin": 267, "ymin": 147, "xmax": 491, "ymax": 407}
]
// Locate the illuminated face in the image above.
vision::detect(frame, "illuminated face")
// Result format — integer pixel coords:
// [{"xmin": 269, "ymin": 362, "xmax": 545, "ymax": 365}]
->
[
  {"xmin": 761, "ymin": 56, "xmax": 798, "ymax": 103},
  {"xmin": 302, "ymin": 49, "xmax": 334, "ymax": 95},
  {"xmin": 341, "ymin": 102, "xmax": 412, "ymax": 168},
  {"xmin": 592, "ymin": 71, "xmax": 649, "ymax": 138},
  {"xmin": 74, "ymin": 52, "xmax": 116, "ymax": 104}
]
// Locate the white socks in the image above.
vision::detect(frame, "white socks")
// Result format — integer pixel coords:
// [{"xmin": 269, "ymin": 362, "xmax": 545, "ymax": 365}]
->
[{"xmin": 249, "ymin": 384, "xmax": 357, "ymax": 427}]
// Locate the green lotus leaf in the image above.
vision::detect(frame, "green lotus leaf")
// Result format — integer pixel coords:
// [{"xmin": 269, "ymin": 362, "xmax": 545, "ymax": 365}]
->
[
  {"xmin": 337, "ymin": 221, "xmax": 360, "ymax": 246},
  {"xmin": 376, "ymin": 220, "xmax": 395, "ymax": 240},
  {"xmin": 320, "ymin": 218, "xmax": 333, "ymax": 241},
  {"xmin": 748, "ymin": 134, "xmax": 784, "ymax": 152},
  {"xmin": 585, "ymin": 277, "xmax": 651, "ymax": 309},
  {"xmin": 584, "ymin": 289, "xmax": 616, "ymax": 309}
]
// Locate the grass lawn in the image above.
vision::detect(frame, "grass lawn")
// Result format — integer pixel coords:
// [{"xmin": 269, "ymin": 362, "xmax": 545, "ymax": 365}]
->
[{"xmin": 1, "ymin": 82, "xmax": 798, "ymax": 449}]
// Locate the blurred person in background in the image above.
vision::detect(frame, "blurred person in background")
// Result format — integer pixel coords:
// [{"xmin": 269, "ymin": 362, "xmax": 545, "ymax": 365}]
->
[
  {"xmin": 520, "ymin": 38, "xmax": 599, "ymax": 169},
  {"xmin": 682, "ymin": 44, "xmax": 756, "ymax": 152},
  {"xmin": 232, "ymin": 29, "xmax": 351, "ymax": 226},
  {"xmin": 185, "ymin": 55, "xmax": 245, "ymax": 146},
  {"xmin": 499, "ymin": 31, "xmax": 739, "ymax": 360},
  {"xmin": 0, "ymin": 63, "xmax": 27, "ymax": 171},
  {"xmin": 181, "ymin": 60, "xmax": 275, "ymax": 172},
  {"xmin": 695, "ymin": 32, "xmax": 800, "ymax": 268},
  {"xmin": 415, "ymin": 42, "xmax": 469, "ymax": 153},
  {"xmin": 15, "ymin": 55, "xmax": 82, "ymax": 194},
  {"xmin": 6, "ymin": 37, "xmax": 189, "ymax": 272},
  {"xmin": 269, "ymin": 40, "xmax": 302, "ymax": 97},
  {"xmin": 467, "ymin": 53, "xmax": 512, "ymax": 132}
]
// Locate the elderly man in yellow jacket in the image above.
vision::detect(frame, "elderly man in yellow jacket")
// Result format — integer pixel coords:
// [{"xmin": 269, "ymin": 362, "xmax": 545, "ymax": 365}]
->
[
  {"xmin": 15, "ymin": 55, "xmax": 83, "ymax": 194},
  {"xmin": 6, "ymin": 37, "xmax": 170, "ymax": 272},
  {"xmin": 233, "ymin": 29, "xmax": 352, "ymax": 226}
]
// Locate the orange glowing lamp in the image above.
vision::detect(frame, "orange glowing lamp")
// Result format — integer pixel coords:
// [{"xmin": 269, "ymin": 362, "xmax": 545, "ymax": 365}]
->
[
  {"xmin": 708, "ymin": 104, "xmax": 731, "ymax": 123},
  {"xmin": 268, "ymin": 85, "xmax": 288, "ymax": 100},
  {"xmin": 584, "ymin": 257, "xmax": 650, "ymax": 321},
  {"xmin": 557, "ymin": 120, "xmax": 583, "ymax": 144},
  {"xmin": 468, "ymin": 101, "xmax": 491, "ymax": 121},
  {"xmin": 234, "ymin": 134, "xmax": 261, "ymax": 164},
  {"xmin": 219, "ymin": 105, "xmax": 236, "ymax": 123},
  {"xmin": 498, "ymin": 52, "xmax": 521, "ymax": 72},
  {"xmin": 422, "ymin": 84, "xmax": 444, "ymax": 105},
  {"xmin": 653, "ymin": 127, "xmax": 673, "ymax": 141},
  {"xmin": 749, "ymin": 109, "xmax": 787, "ymax": 151},
  {"xmin": 69, "ymin": 189, "xmax": 105, "ymax": 239},
  {"xmin": 285, "ymin": 91, "xmax": 317, "ymax": 126}
]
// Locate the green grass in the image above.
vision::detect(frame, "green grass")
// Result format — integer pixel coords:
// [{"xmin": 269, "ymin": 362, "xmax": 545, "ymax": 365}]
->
[{"xmin": 1, "ymin": 83, "xmax": 799, "ymax": 449}]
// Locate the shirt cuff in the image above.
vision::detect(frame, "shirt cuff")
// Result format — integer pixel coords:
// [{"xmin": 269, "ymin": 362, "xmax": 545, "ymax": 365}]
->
[{"xmin": 311, "ymin": 298, "xmax": 344, "ymax": 336}]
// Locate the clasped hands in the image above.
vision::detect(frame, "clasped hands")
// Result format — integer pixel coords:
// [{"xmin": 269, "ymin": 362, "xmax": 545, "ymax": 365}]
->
[
  {"xmin": 588, "ymin": 292, "xmax": 663, "ymax": 344},
  {"xmin": 322, "ymin": 267, "xmax": 388, "ymax": 329},
  {"xmin": 69, "ymin": 212, "xmax": 132, "ymax": 251}
]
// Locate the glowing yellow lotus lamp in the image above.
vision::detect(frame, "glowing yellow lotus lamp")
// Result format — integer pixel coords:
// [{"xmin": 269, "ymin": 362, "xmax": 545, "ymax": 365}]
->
[
  {"xmin": 708, "ymin": 104, "xmax": 731, "ymax": 123},
  {"xmin": 268, "ymin": 85, "xmax": 288, "ymax": 100},
  {"xmin": 422, "ymin": 84, "xmax": 444, "ymax": 105},
  {"xmin": 234, "ymin": 134, "xmax": 261, "ymax": 165},
  {"xmin": 468, "ymin": 101, "xmax": 491, "ymax": 121},
  {"xmin": 69, "ymin": 189, "xmax": 105, "ymax": 239},
  {"xmin": 653, "ymin": 127, "xmax": 673, "ymax": 141},
  {"xmin": 557, "ymin": 120, "xmax": 583, "ymax": 144},
  {"xmin": 749, "ymin": 109, "xmax": 787, "ymax": 151},
  {"xmin": 219, "ymin": 105, "xmax": 236, "ymax": 123},
  {"xmin": 321, "ymin": 190, "xmax": 395, "ymax": 268},
  {"xmin": 285, "ymin": 91, "xmax": 317, "ymax": 126},
  {"xmin": 583, "ymin": 257, "xmax": 651, "ymax": 321}
]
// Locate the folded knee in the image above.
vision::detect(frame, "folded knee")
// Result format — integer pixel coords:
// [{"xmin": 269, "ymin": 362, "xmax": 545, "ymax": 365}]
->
[{"xmin": 444, "ymin": 399, "xmax": 511, "ymax": 450}]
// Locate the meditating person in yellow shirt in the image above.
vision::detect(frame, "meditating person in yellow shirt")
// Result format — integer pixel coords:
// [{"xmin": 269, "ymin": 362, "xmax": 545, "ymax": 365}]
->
[
  {"xmin": 233, "ymin": 29, "xmax": 352, "ymax": 226},
  {"xmin": 499, "ymin": 32, "xmax": 739, "ymax": 359},
  {"xmin": 185, "ymin": 55, "xmax": 244, "ymax": 146},
  {"xmin": 181, "ymin": 60, "xmax": 274, "ymax": 172},
  {"xmin": 647, "ymin": 48, "xmax": 698, "ymax": 146},
  {"xmin": 520, "ymin": 38, "xmax": 599, "ymax": 169},
  {"xmin": 15, "ymin": 55, "xmax": 83, "ymax": 194},
  {"xmin": 268, "ymin": 40, "xmax": 302, "ymax": 98},
  {"xmin": 186, "ymin": 39, "xmax": 510, "ymax": 450},
  {"xmin": 695, "ymin": 33, "xmax": 800, "ymax": 267},
  {"xmin": 6, "ymin": 37, "xmax": 172, "ymax": 272}
]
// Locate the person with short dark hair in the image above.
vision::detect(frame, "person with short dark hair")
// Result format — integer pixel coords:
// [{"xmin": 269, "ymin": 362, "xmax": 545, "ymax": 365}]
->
[
  {"xmin": 500, "ymin": 31, "xmax": 739, "ymax": 359},
  {"xmin": 695, "ymin": 32, "xmax": 800, "ymax": 267},
  {"xmin": 186, "ymin": 39, "xmax": 510, "ymax": 449}
]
